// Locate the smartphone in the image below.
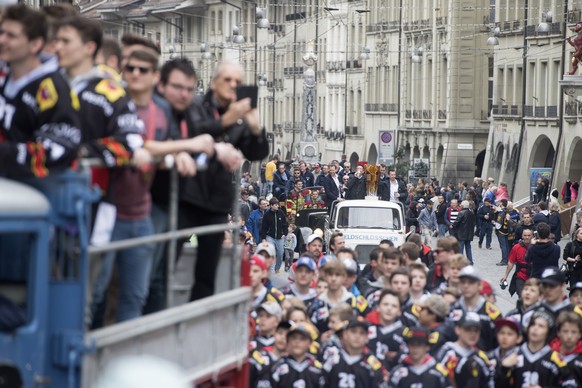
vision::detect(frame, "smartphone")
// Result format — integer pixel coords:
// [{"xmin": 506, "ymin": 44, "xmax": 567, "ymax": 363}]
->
[{"xmin": 236, "ymin": 85, "xmax": 258, "ymax": 109}]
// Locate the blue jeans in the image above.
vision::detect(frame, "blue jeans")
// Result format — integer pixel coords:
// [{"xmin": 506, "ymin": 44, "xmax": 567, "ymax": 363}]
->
[
  {"xmin": 266, "ymin": 235, "xmax": 285, "ymax": 271},
  {"xmin": 497, "ymin": 232, "xmax": 509, "ymax": 264},
  {"xmin": 459, "ymin": 240, "xmax": 473, "ymax": 264},
  {"xmin": 438, "ymin": 224, "xmax": 448, "ymax": 237},
  {"xmin": 91, "ymin": 217, "xmax": 154, "ymax": 326},
  {"xmin": 143, "ymin": 203, "xmax": 169, "ymax": 314},
  {"xmin": 479, "ymin": 223, "xmax": 492, "ymax": 248},
  {"xmin": 262, "ymin": 180, "xmax": 273, "ymax": 196}
]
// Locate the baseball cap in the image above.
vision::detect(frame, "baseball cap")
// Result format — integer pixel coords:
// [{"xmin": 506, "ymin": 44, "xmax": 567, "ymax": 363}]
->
[
  {"xmin": 484, "ymin": 197, "xmax": 492, "ymax": 203},
  {"xmin": 539, "ymin": 267, "xmax": 566, "ymax": 286},
  {"xmin": 256, "ymin": 241, "xmax": 276, "ymax": 258},
  {"xmin": 404, "ymin": 327, "xmax": 430, "ymax": 345},
  {"xmin": 570, "ymin": 282, "xmax": 582, "ymax": 294},
  {"xmin": 256, "ymin": 302, "xmax": 282, "ymax": 320},
  {"xmin": 459, "ymin": 266, "xmax": 482, "ymax": 281},
  {"xmin": 307, "ymin": 234, "xmax": 323, "ymax": 244},
  {"xmin": 488, "ymin": 177, "xmax": 495, "ymax": 182},
  {"xmin": 340, "ymin": 257, "xmax": 358, "ymax": 275},
  {"xmin": 277, "ymin": 321, "xmax": 292, "ymax": 330},
  {"xmin": 458, "ymin": 311, "xmax": 481, "ymax": 329},
  {"xmin": 480, "ymin": 280, "xmax": 494, "ymax": 296},
  {"xmin": 287, "ymin": 323, "xmax": 316, "ymax": 340},
  {"xmin": 249, "ymin": 254, "xmax": 267, "ymax": 271},
  {"xmin": 418, "ymin": 295, "xmax": 450, "ymax": 320},
  {"xmin": 343, "ymin": 317, "xmax": 369, "ymax": 331},
  {"xmin": 317, "ymin": 254, "xmax": 335, "ymax": 268},
  {"xmin": 494, "ymin": 317, "xmax": 521, "ymax": 334},
  {"xmin": 296, "ymin": 256, "xmax": 317, "ymax": 272}
]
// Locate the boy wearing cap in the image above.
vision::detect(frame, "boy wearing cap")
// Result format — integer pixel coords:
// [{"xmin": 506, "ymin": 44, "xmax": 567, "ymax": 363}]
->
[
  {"xmin": 256, "ymin": 241, "xmax": 277, "ymax": 284},
  {"xmin": 249, "ymin": 321, "xmax": 290, "ymax": 386},
  {"xmin": 388, "ymin": 327, "xmax": 450, "ymax": 388},
  {"xmin": 368, "ymin": 289, "xmax": 408, "ymax": 370},
  {"xmin": 487, "ymin": 317, "xmax": 522, "ymax": 371},
  {"xmin": 480, "ymin": 280, "xmax": 496, "ymax": 304},
  {"xmin": 270, "ymin": 324, "xmax": 326, "ymax": 387},
  {"xmin": 551, "ymin": 311, "xmax": 582, "ymax": 384},
  {"xmin": 495, "ymin": 310, "xmax": 576, "ymax": 387},
  {"xmin": 282, "ymin": 256, "xmax": 318, "ymax": 310},
  {"xmin": 417, "ymin": 295, "xmax": 452, "ymax": 356},
  {"xmin": 336, "ymin": 248, "xmax": 361, "ymax": 297},
  {"xmin": 323, "ymin": 318, "xmax": 386, "ymax": 387},
  {"xmin": 249, "ymin": 255, "xmax": 285, "ymax": 310},
  {"xmin": 251, "ymin": 301, "xmax": 283, "ymax": 351},
  {"xmin": 436, "ymin": 311, "xmax": 493, "ymax": 388},
  {"xmin": 308, "ymin": 260, "xmax": 370, "ymax": 334},
  {"xmin": 450, "ymin": 266, "xmax": 501, "ymax": 351},
  {"xmin": 524, "ymin": 267, "xmax": 580, "ymax": 326}
]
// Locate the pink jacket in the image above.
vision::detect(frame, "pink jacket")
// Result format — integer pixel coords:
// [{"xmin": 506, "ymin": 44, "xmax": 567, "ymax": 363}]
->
[{"xmin": 495, "ymin": 185, "xmax": 509, "ymax": 202}]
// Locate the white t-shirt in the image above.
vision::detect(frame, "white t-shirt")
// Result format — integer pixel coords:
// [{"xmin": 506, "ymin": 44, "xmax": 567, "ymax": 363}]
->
[{"xmin": 390, "ymin": 179, "xmax": 399, "ymax": 201}]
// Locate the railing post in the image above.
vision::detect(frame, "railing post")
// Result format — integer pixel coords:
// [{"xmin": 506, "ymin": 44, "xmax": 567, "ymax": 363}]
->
[{"xmin": 166, "ymin": 167, "xmax": 179, "ymax": 308}]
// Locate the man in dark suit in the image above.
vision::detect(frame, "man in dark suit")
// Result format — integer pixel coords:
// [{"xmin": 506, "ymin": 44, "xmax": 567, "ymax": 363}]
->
[{"xmin": 323, "ymin": 164, "xmax": 342, "ymax": 206}]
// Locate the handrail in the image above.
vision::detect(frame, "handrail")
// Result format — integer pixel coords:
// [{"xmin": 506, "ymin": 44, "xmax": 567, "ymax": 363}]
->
[
  {"xmin": 78, "ymin": 156, "xmax": 242, "ymax": 308},
  {"xmin": 88, "ymin": 223, "xmax": 235, "ymax": 255}
]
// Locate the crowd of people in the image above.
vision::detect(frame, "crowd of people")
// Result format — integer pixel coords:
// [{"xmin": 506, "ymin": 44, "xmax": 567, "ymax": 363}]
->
[
  {"xmin": 0, "ymin": 4, "xmax": 268, "ymax": 328},
  {"xmin": 243, "ymin": 168, "xmax": 582, "ymax": 386},
  {"xmin": 247, "ymin": 228, "xmax": 582, "ymax": 387}
]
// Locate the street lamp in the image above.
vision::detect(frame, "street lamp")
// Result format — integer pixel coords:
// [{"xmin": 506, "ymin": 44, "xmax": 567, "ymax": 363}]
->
[
  {"xmin": 486, "ymin": 26, "xmax": 500, "ymax": 46},
  {"xmin": 411, "ymin": 47, "xmax": 423, "ymax": 63},
  {"xmin": 169, "ymin": 45, "xmax": 178, "ymax": 59},
  {"xmin": 200, "ymin": 43, "xmax": 213, "ymax": 61},
  {"xmin": 232, "ymin": 25, "xmax": 245, "ymax": 44},
  {"xmin": 256, "ymin": 7, "xmax": 270, "ymax": 29},
  {"xmin": 359, "ymin": 46, "xmax": 371, "ymax": 61},
  {"xmin": 537, "ymin": 11, "xmax": 552, "ymax": 33},
  {"xmin": 257, "ymin": 74, "xmax": 267, "ymax": 86}
]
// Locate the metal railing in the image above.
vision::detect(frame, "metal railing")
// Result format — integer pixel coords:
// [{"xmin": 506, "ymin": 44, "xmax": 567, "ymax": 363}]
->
[{"xmin": 80, "ymin": 159, "xmax": 240, "ymax": 309}]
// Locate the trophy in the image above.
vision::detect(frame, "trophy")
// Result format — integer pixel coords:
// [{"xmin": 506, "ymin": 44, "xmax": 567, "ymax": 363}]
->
[{"xmin": 365, "ymin": 164, "xmax": 380, "ymax": 198}]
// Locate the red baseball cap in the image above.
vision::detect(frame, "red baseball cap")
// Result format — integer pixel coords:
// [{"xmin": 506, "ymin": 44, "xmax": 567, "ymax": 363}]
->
[
  {"xmin": 480, "ymin": 280, "xmax": 494, "ymax": 296},
  {"xmin": 249, "ymin": 254, "xmax": 267, "ymax": 271}
]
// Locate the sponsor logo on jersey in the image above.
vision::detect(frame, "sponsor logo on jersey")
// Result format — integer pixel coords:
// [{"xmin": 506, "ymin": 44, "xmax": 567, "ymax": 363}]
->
[
  {"xmin": 95, "ymin": 79, "xmax": 126, "ymax": 103},
  {"xmin": 37, "ymin": 78, "xmax": 58, "ymax": 112}
]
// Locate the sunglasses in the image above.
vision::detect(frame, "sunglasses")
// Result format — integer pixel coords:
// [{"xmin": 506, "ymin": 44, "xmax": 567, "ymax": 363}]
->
[{"xmin": 125, "ymin": 64, "xmax": 153, "ymax": 74}]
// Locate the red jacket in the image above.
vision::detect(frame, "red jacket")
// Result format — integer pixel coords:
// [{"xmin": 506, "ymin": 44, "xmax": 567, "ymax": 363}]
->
[{"xmin": 508, "ymin": 242, "xmax": 529, "ymax": 281}]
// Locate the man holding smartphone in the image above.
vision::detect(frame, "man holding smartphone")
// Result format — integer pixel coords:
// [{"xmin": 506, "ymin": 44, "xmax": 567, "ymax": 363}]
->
[{"xmin": 185, "ymin": 61, "xmax": 268, "ymax": 301}]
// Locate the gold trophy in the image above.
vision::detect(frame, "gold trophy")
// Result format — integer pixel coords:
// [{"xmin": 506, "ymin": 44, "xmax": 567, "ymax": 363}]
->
[{"xmin": 365, "ymin": 164, "xmax": 379, "ymax": 197}]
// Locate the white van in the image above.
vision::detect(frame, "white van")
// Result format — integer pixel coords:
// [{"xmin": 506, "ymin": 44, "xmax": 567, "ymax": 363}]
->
[{"xmin": 325, "ymin": 198, "xmax": 408, "ymax": 267}]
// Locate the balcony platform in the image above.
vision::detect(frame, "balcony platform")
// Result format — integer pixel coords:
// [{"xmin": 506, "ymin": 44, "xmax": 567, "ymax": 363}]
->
[{"xmin": 560, "ymin": 75, "xmax": 582, "ymax": 97}]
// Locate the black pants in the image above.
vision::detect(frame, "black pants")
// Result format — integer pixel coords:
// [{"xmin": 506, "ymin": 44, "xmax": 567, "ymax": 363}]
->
[{"xmin": 178, "ymin": 203, "xmax": 228, "ymax": 301}]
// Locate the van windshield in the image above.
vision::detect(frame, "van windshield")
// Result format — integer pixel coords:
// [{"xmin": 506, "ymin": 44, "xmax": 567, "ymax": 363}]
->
[{"xmin": 336, "ymin": 207, "xmax": 402, "ymax": 230}]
